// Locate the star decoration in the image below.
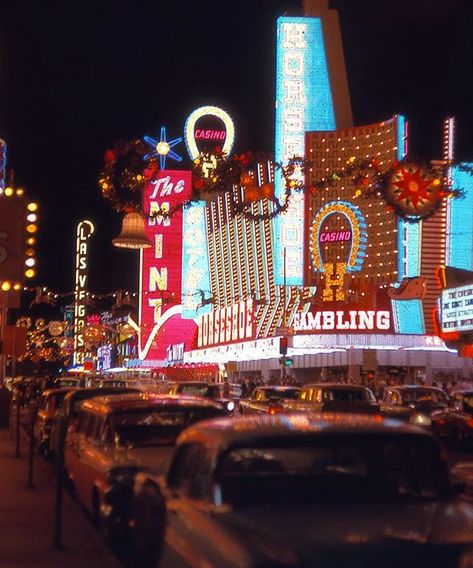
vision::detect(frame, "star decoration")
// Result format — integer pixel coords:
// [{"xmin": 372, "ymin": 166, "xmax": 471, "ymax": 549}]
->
[
  {"xmin": 143, "ymin": 126, "xmax": 183, "ymax": 169},
  {"xmin": 391, "ymin": 166, "xmax": 435, "ymax": 208}
]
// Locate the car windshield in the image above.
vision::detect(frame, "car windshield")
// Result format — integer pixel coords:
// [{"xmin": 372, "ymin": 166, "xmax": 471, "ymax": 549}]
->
[
  {"xmin": 217, "ymin": 434, "xmax": 447, "ymax": 508},
  {"xmin": 111, "ymin": 406, "xmax": 223, "ymax": 446},
  {"xmin": 400, "ymin": 389, "xmax": 448, "ymax": 405}
]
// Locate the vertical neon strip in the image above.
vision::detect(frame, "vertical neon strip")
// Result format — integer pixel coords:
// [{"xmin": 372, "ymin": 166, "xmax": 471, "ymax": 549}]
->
[
  {"xmin": 73, "ymin": 220, "xmax": 94, "ymax": 366},
  {"xmin": 274, "ymin": 17, "xmax": 336, "ymax": 286},
  {"xmin": 444, "ymin": 117, "xmax": 455, "ymax": 265},
  {"xmin": 181, "ymin": 201, "xmax": 211, "ymax": 318}
]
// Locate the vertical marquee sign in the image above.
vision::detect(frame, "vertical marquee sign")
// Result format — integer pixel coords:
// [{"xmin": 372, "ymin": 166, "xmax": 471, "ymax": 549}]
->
[
  {"xmin": 274, "ymin": 16, "xmax": 336, "ymax": 286},
  {"xmin": 73, "ymin": 220, "xmax": 94, "ymax": 366},
  {"xmin": 139, "ymin": 170, "xmax": 191, "ymax": 361}
]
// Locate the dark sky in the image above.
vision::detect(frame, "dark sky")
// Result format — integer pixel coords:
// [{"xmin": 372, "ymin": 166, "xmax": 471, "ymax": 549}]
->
[{"xmin": 0, "ymin": 0, "xmax": 472, "ymax": 296}]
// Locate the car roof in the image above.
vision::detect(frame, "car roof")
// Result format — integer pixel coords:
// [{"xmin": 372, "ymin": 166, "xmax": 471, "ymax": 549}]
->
[
  {"xmin": 80, "ymin": 392, "xmax": 225, "ymax": 414},
  {"xmin": 64, "ymin": 386, "xmax": 141, "ymax": 401},
  {"xmin": 450, "ymin": 390, "xmax": 473, "ymax": 396},
  {"xmin": 389, "ymin": 385, "xmax": 447, "ymax": 392},
  {"xmin": 302, "ymin": 383, "xmax": 370, "ymax": 390},
  {"xmin": 177, "ymin": 413, "xmax": 432, "ymax": 450},
  {"xmin": 170, "ymin": 381, "xmax": 221, "ymax": 387},
  {"xmin": 42, "ymin": 387, "xmax": 81, "ymax": 396},
  {"xmin": 256, "ymin": 385, "xmax": 300, "ymax": 390}
]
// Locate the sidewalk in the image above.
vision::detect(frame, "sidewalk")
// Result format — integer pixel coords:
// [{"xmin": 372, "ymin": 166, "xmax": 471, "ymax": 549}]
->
[{"xmin": 0, "ymin": 426, "xmax": 123, "ymax": 568}]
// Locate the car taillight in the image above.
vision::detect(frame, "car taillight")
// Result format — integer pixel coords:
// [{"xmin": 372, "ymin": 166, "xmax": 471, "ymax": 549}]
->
[
  {"xmin": 268, "ymin": 404, "xmax": 285, "ymax": 415},
  {"xmin": 467, "ymin": 418, "xmax": 473, "ymax": 428}
]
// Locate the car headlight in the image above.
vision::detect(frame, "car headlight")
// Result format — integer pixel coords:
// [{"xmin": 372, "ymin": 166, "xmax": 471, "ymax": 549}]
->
[
  {"xmin": 226, "ymin": 401, "xmax": 235, "ymax": 412},
  {"xmin": 410, "ymin": 413, "xmax": 430, "ymax": 426}
]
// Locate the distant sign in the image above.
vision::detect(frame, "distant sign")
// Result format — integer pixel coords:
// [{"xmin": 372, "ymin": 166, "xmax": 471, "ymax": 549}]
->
[{"xmin": 441, "ymin": 284, "xmax": 473, "ymax": 333}]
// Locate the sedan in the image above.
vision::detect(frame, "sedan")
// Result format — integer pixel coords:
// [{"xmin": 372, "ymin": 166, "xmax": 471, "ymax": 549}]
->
[
  {"xmin": 431, "ymin": 390, "xmax": 473, "ymax": 448},
  {"xmin": 167, "ymin": 381, "xmax": 238, "ymax": 414},
  {"xmin": 380, "ymin": 385, "xmax": 449, "ymax": 427},
  {"xmin": 130, "ymin": 413, "xmax": 473, "ymax": 568},
  {"xmin": 238, "ymin": 385, "xmax": 301, "ymax": 415}
]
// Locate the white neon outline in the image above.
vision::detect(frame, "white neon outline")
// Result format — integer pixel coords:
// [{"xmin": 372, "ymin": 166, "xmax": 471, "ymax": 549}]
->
[
  {"xmin": 138, "ymin": 304, "xmax": 182, "ymax": 360},
  {"xmin": 184, "ymin": 105, "xmax": 235, "ymax": 160}
]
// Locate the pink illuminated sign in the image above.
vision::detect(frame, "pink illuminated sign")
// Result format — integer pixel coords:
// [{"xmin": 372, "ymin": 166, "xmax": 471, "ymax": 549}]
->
[
  {"xmin": 139, "ymin": 170, "xmax": 194, "ymax": 361},
  {"xmin": 194, "ymin": 129, "xmax": 226, "ymax": 140},
  {"xmin": 319, "ymin": 230, "xmax": 352, "ymax": 243}
]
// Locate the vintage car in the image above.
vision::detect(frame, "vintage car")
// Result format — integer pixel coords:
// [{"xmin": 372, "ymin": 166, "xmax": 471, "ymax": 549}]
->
[
  {"xmin": 380, "ymin": 385, "xmax": 449, "ymax": 427},
  {"xmin": 431, "ymin": 390, "xmax": 473, "ymax": 448},
  {"xmin": 34, "ymin": 387, "xmax": 80, "ymax": 457},
  {"xmin": 238, "ymin": 385, "xmax": 301, "ymax": 415},
  {"xmin": 130, "ymin": 413, "xmax": 473, "ymax": 568},
  {"xmin": 167, "ymin": 381, "xmax": 238, "ymax": 414},
  {"xmin": 281, "ymin": 383, "xmax": 379, "ymax": 414},
  {"xmin": 49, "ymin": 386, "xmax": 141, "ymax": 460},
  {"xmin": 63, "ymin": 392, "xmax": 226, "ymax": 544}
]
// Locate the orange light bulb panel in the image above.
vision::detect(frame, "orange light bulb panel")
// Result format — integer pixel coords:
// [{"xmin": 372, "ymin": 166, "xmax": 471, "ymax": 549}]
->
[{"xmin": 0, "ymin": 190, "xmax": 39, "ymax": 291}]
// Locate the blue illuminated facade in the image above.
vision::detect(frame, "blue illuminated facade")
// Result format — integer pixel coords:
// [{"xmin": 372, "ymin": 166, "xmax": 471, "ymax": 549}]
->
[
  {"xmin": 181, "ymin": 202, "xmax": 212, "ymax": 319},
  {"xmin": 274, "ymin": 17, "xmax": 336, "ymax": 286},
  {"xmin": 447, "ymin": 164, "xmax": 473, "ymax": 270}
]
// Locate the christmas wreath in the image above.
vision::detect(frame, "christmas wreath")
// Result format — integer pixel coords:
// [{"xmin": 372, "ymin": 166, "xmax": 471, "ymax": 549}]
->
[{"xmin": 99, "ymin": 139, "xmax": 150, "ymax": 213}]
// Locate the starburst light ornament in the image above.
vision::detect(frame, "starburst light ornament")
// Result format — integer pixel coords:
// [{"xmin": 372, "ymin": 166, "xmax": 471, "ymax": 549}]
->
[{"xmin": 143, "ymin": 126, "xmax": 182, "ymax": 169}]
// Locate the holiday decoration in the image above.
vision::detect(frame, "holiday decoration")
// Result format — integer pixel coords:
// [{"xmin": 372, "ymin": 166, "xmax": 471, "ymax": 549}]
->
[
  {"xmin": 381, "ymin": 161, "xmax": 444, "ymax": 220},
  {"xmin": 99, "ymin": 139, "xmax": 148, "ymax": 213}
]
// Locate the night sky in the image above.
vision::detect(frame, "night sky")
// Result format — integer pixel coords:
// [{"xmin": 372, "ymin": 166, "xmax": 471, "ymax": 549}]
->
[{"xmin": 0, "ymin": 0, "xmax": 472, "ymax": 297}]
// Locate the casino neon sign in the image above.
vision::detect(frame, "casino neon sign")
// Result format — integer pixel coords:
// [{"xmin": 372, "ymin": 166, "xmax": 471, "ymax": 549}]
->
[
  {"xmin": 310, "ymin": 201, "xmax": 367, "ymax": 272},
  {"xmin": 184, "ymin": 105, "xmax": 235, "ymax": 160}
]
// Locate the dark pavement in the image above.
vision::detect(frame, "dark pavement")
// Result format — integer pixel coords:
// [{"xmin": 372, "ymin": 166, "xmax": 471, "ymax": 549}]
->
[{"xmin": 0, "ymin": 425, "xmax": 123, "ymax": 568}]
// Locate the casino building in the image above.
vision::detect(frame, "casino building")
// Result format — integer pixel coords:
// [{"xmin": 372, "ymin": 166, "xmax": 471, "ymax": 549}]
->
[{"xmin": 133, "ymin": 1, "xmax": 473, "ymax": 385}]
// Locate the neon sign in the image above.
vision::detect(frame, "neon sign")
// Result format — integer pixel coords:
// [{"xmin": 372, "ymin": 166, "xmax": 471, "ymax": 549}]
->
[
  {"xmin": 197, "ymin": 299, "xmax": 254, "ymax": 348},
  {"xmin": 184, "ymin": 105, "xmax": 235, "ymax": 160},
  {"xmin": 293, "ymin": 309, "xmax": 391, "ymax": 332},
  {"xmin": 194, "ymin": 130, "xmax": 226, "ymax": 140},
  {"xmin": 139, "ymin": 170, "xmax": 191, "ymax": 361},
  {"xmin": 319, "ymin": 231, "xmax": 352, "ymax": 243},
  {"xmin": 310, "ymin": 201, "xmax": 366, "ymax": 273},
  {"xmin": 274, "ymin": 17, "xmax": 336, "ymax": 286},
  {"xmin": 73, "ymin": 220, "xmax": 94, "ymax": 366}
]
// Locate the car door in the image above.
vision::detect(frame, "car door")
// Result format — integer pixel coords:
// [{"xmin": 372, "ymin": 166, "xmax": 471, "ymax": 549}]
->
[{"xmin": 166, "ymin": 443, "xmax": 223, "ymax": 564}]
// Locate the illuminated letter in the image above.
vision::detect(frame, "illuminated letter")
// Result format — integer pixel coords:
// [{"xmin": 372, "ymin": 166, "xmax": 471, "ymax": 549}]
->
[
  {"xmin": 358, "ymin": 311, "xmax": 375, "ymax": 330},
  {"xmin": 322, "ymin": 311, "xmax": 335, "ymax": 330},
  {"xmin": 149, "ymin": 267, "xmax": 168, "ymax": 291},
  {"xmin": 322, "ymin": 262, "xmax": 346, "ymax": 302},
  {"xmin": 377, "ymin": 311, "xmax": 391, "ymax": 330}
]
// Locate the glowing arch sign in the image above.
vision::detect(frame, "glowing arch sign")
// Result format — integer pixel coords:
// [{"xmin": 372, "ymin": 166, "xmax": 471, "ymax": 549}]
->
[
  {"xmin": 184, "ymin": 105, "xmax": 235, "ymax": 160},
  {"xmin": 309, "ymin": 201, "xmax": 367, "ymax": 272}
]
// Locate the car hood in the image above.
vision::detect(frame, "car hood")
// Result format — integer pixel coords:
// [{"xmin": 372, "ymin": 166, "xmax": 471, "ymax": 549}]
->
[
  {"xmin": 216, "ymin": 501, "xmax": 473, "ymax": 567},
  {"xmin": 409, "ymin": 403, "xmax": 448, "ymax": 413}
]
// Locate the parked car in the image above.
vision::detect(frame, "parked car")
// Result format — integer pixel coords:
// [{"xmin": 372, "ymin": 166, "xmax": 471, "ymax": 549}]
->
[
  {"xmin": 167, "ymin": 381, "xmax": 238, "ymax": 414},
  {"xmin": 281, "ymin": 383, "xmax": 379, "ymax": 414},
  {"xmin": 380, "ymin": 385, "xmax": 449, "ymax": 427},
  {"xmin": 52, "ymin": 376, "xmax": 85, "ymax": 388},
  {"xmin": 239, "ymin": 385, "xmax": 301, "ymax": 415},
  {"xmin": 34, "ymin": 387, "xmax": 80, "ymax": 457},
  {"xmin": 130, "ymin": 412, "xmax": 473, "ymax": 568},
  {"xmin": 431, "ymin": 390, "xmax": 473, "ymax": 448},
  {"xmin": 49, "ymin": 386, "xmax": 142, "ymax": 460},
  {"xmin": 63, "ymin": 392, "xmax": 226, "ymax": 545}
]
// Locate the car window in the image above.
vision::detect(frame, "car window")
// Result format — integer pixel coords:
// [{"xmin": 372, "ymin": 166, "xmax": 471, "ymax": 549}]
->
[
  {"xmin": 322, "ymin": 389, "xmax": 366, "ymax": 402},
  {"xmin": 110, "ymin": 406, "xmax": 225, "ymax": 447},
  {"xmin": 401, "ymin": 389, "xmax": 448, "ymax": 405},
  {"xmin": 77, "ymin": 411, "xmax": 91, "ymax": 434},
  {"xmin": 463, "ymin": 395, "xmax": 473, "ymax": 412},
  {"xmin": 216, "ymin": 435, "xmax": 447, "ymax": 508},
  {"xmin": 169, "ymin": 443, "xmax": 212, "ymax": 500}
]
